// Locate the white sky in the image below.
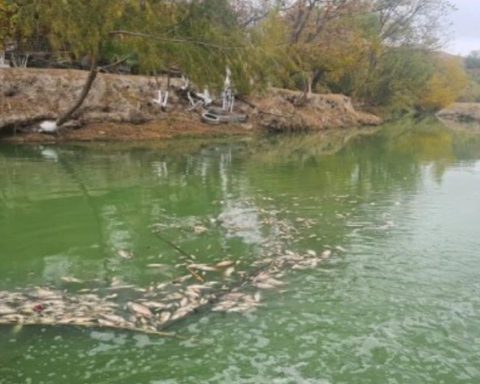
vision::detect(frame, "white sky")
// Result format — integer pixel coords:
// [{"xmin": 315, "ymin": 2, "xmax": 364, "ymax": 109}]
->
[{"xmin": 445, "ymin": 0, "xmax": 480, "ymax": 55}]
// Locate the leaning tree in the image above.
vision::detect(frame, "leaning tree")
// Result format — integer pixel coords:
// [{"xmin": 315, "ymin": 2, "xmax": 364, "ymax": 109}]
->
[{"xmin": 9, "ymin": 0, "xmax": 251, "ymax": 127}]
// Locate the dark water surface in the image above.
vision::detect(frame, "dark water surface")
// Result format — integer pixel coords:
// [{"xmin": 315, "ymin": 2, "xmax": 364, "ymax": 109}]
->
[{"xmin": 1, "ymin": 119, "xmax": 480, "ymax": 383}]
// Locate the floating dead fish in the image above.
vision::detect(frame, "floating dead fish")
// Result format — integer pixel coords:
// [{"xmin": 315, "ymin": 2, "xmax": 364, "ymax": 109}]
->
[
  {"xmin": 141, "ymin": 301, "xmax": 169, "ymax": 310},
  {"xmin": 61, "ymin": 276, "xmax": 83, "ymax": 284},
  {"xmin": 321, "ymin": 250, "xmax": 332, "ymax": 259},
  {"xmin": 127, "ymin": 302, "xmax": 153, "ymax": 319},
  {"xmin": 173, "ymin": 274, "xmax": 193, "ymax": 283},
  {"xmin": 254, "ymin": 282, "xmax": 276, "ymax": 290},
  {"xmin": 215, "ymin": 260, "xmax": 235, "ymax": 268},
  {"xmin": 97, "ymin": 319, "xmax": 116, "ymax": 328},
  {"xmin": 224, "ymin": 267, "xmax": 235, "ymax": 278},
  {"xmin": 100, "ymin": 313, "xmax": 127, "ymax": 325},
  {"xmin": 117, "ymin": 249, "xmax": 134, "ymax": 259},
  {"xmin": 335, "ymin": 246, "xmax": 347, "ymax": 253},
  {"xmin": 193, "ymin": 225, "xmax": 208, "ymax": 235},
  {"xmin": 0, "ymin": 304, "xmax": 16, "ymax": 316},
  {"xmin": 306, "ymin": 250, "xmax": 317, "ymax": 257},
  {"xmin": 158, "ymin": 311, "xmax": 171, "ymax": 323},
  {"xmin": 162, "ymin": 291, "xmax": 183, "ymax": 301},
  {"xmin": 187, "ymin": 264, "xmax": 218, "ymax": 272},
  {"xmin": 186, "ymin": 284, "xmax": 211, "ymax": 292},
  {"xmin": 146, "ymin": 264, "xmax": 168, "ymax": 269},
  {"xmin": 32, "ymin": 288, "xmax": 61, "ymax": 300}
]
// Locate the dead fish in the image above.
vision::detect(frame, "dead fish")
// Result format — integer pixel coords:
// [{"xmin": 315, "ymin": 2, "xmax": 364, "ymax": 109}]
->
[
  {"xmin": 158, "ymin": 311, "xmax": 171, "ymax": 323},
  {"xmin": 97, "ymin": 319, "xmax": 116, "ymax": 328},
  {"xmin": 117, "ymin": 249, "xmax": 133, "ymax": 259},
  {"xmin": 171, "ymin": 307, "xmax": 192, "ymax": 321},
  {"xmin": 0, "ymin": 305, "xmax": 16, "ymax": 316},
  {"xmin": 213, "ymin": 300, "xmax": 236, "ymax": 311},
  {"xmin": 146, "ymin": 263, "xmax": 168, "ymax": 269},
  {"xmin": 253, "ymin": 292, "xmax": 262, "ymax": 302},
  {"xmin": 100, "ymin": 313, "xmax": 127, "ymax": 325},
  {"xmin": 306, "ymin": 250, "xmax": 317, "ymax": 257},
  {"xmin": 184, "ymin": 290, "xmax": 200, "ymax": 300},
  {"xmin": 224, "ymin": 267, "xmax": 235, "ymax": 278},
  {"xmin": 1, "ymin": 314, "xmax": 25, "ymax": 323},
  {"xmin": 321, "ymin": 250, "xmax": 332, "ymax": 259},
  {"xmin": 164, "ymin": 292, "xmax": 184, "ymax": 301},
  {"xmin": 188, "ymin": 263, "xmax": 218, "ymax": 272},
  {"xmin": 186, "ymin": 284, "xmax": 210, "ymax": 292},
  {"xmin": 107, "ymin": 284, "xmax": 136, "ymax": 291},
  {"xmin": 254, "ymin": 282, "xmax": 276, "ymax": 290},
  {"xmin": 215, "ymin": 260, "xmax": 235, "ymax": 268},
  {"xmin": 193, "ymin": 225, "xmax": 208, "ymax": 235},
  {"xmin": 33, "ymin": 288, "xmax": 60, "ymax": 299},
  {"xmin": 61, "ymin": 276, "xmax": 83, "ymax": 284},
  {"xmin": 127, "ymin": 302, "xmax": 153, "ymax": 319},
  {"xmin": 335, "ymin": 246, "xmax": 347, "ymax": 253},
  {"xmin": 173, "ymin": 274, "xmax": 193, "ymax": 283},
  {"xmin": 141, "ymin": 301, "xmax": 169, "ymax": 310},
  {"xmin": 180, "ymin": 297, "xmax": 189, "ymax": 307},
  {"xmin": 221, "ymin": 293, "xmax": 245, "ymax": 301}
]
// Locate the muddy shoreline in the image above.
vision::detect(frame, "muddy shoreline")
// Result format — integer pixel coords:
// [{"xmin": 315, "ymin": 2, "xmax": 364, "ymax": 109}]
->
[{"xmin": 1, "ymin": 68, "xmax": 382, "ymax": 143}]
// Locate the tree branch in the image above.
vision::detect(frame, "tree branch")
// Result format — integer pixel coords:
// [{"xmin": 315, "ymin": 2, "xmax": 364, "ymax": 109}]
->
[{"xmin": 109, "ymin": 30, "xmax": 245, "ymax": 50}]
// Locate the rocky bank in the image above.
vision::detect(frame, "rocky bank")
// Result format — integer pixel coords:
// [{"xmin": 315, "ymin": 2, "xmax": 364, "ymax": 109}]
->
[{"xmin": 0, "ymin": 68, "xmax": 381, "ymax": 142}]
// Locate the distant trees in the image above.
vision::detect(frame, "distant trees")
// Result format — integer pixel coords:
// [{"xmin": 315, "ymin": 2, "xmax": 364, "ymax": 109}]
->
[
  {"xmin": 459, "ymin": 51, "xmax": 480, "ymax": 103},
  {"xmin": 465, "ymin": 51, "xmax": 480, "ymax": 69}
]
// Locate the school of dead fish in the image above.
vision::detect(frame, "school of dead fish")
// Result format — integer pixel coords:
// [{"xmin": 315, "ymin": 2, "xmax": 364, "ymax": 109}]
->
[{"xmin": 0, "ymin": 212, "xmax": 340, "ymax": 336}]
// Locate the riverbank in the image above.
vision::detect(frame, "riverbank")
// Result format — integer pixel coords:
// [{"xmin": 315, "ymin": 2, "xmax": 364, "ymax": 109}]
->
[
  {"xmin": 1, "ymin": 117, "xmax": 249, "ymax": 143},
  {"xmin": 437, "ymin": 102, "xmax": 480, "ymax": 124},
  {"xmin": 0, "ymin": 68, "xmax": 381, "ymax": 143}
]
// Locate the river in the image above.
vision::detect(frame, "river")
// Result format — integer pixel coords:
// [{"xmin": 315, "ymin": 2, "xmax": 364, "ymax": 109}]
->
[{"xmin": 1, "ymin": 118, "xmax": 480, "ymax": 383}]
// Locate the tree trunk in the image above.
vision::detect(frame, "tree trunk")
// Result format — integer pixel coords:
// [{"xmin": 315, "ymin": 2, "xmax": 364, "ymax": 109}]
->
[{"xmin": 56, "ymin": 61, "xmax": 98, "ymax": 127}]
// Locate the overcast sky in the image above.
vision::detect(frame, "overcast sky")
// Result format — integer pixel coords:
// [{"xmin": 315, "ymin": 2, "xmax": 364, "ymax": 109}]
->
[{"xmin": 446, "ymin": 0, "xmax": 480, "ymax": 55}]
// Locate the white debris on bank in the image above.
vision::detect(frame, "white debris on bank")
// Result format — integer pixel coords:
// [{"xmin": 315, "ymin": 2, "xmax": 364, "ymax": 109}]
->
[{"xmin": 38, "ymin": 120, "xmax": 58, "ymax": 133}]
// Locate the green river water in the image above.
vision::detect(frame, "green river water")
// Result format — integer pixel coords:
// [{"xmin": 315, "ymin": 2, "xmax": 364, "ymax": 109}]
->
[{"xmin": 1, "ymin": 118, "xmax": 480, "ymax": 383}]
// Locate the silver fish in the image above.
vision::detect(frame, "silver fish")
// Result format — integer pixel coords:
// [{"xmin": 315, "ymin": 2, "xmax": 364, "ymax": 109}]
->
[{"xmin": 127, "ymin": 302, "xmax": 153, "ymax": 319}]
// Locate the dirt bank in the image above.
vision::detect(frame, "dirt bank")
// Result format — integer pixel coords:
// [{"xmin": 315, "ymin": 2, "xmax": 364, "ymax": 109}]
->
[
  {"xmin": 252, "ymin": 88, "xmax": 382, "ymax": 132},
  {"xmin": 437, "ymin": 103, "xmax": 480, "ymax": 124},
  {"xmin": 1, "ymin": 68, "xmax": 381, "ymax": 142}
]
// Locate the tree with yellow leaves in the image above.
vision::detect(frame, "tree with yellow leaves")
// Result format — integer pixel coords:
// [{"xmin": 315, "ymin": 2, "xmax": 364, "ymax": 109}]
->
[{"xmin": 418, "ymin": 56, "xmax": 468, "ymax": 111}]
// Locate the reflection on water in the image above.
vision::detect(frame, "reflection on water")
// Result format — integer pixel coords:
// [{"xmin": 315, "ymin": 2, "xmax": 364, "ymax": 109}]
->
[{"xmin": 1, "ymin": 118, "xmax": 480, "ymax": 383}]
